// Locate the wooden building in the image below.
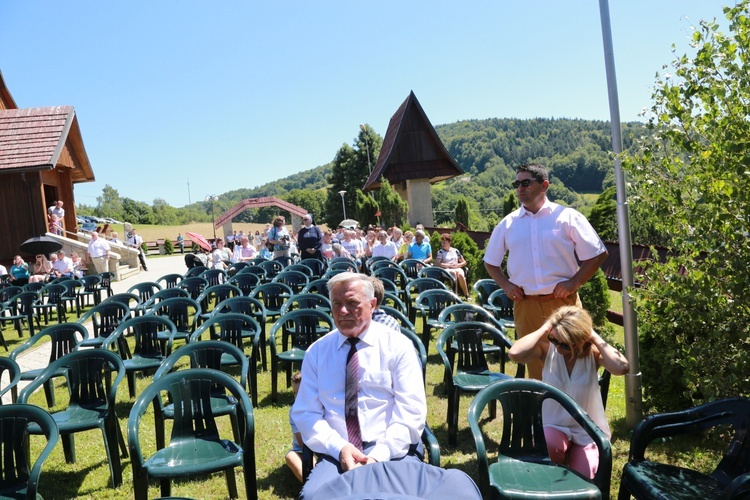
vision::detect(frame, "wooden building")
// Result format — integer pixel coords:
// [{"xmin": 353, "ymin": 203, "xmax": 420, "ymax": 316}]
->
[
  {"xmin": 0, "ymin": 71, "xmax": 94, "ymax": 263},
  {"xmin": 363, "ymin": 91, "xmax": 464, "ymax": 226}
]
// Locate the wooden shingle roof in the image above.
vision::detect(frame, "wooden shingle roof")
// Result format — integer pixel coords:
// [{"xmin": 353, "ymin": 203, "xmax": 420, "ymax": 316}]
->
[
  {"xmin": 363, "ymin": 91, "xmax": 463, "ymax": 191},
  {"xmin": 0, "ymin": 106, "xmax": 94, "ymax": 182}
]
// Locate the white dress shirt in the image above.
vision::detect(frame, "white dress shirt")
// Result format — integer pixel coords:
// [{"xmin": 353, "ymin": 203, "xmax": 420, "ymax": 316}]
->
[
  {"xmin": 484, "ymin": 198, "xmax": 606, "ymax": 295},
  {"xmin": 371, "ymin": 241, "xmax": 399, "ymax": 259},
  {"xmin": 87, "ymin": 238, "xmax": 111, "ymax": 258},
  {"xmin": 291, "ymin": 321, "xmax": 426, "ymax": 463}
]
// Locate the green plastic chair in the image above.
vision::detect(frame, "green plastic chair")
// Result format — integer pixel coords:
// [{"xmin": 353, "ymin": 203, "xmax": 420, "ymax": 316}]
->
[
  {"xmin": 436, "ymin": 321, "xmax": 515, "ymax": 446},
  {"xmin": 212, "ymin": 296, "xmax": 268, "ymax": 371},
  {"xmin": 151, "ymin": 340, "xmax": 250, "ymax": 449},
  {"xmin": 468, "ymin": 379, "xmax": 611, "ymax": 500},
  {"xmin": 472, "ymin": 279, "xmax": 500, "ymax": 310},
  {"xmin": 0, "ymin": 404, "xmax": 59, "ymax": 500},
  {"xmin": 190, "ymin": 313, "xmax": 261, "ymax": 406},
  {"xmin": 269, "ymin": 309, "xmax": 334, "ymax": 401},
  {"xmin": 128, "ymin": 368, "xmax": 256, "ymax": 500},
  {"xmin": 10, "ymin": 322, "xmax": 89, "ymax": 406},
  {"xmin": 77, "ymin": 301, "xmax": 130, "ymax": 349},
  {"xmin": 487, "ymin": 288, "xmax": 516, "ymax": 328},
  {"xmin": 414, "ymin": 288, "xmax": 462, "ymax": 349},
  {"xmin": 103, "ymin": 315, "xmax": 178, "ymax": 399},
  {"xmin": 18, "ymin": 349, "xmax": 128, "ymax": 488},
  {"xmin": 0, "ymin": 357, "xmax": 20, "ymax": 404},
  {"xmin": 195, "ymin": 283, "xmax": 242, "ymax": 324},
  {"xmin": 147, "ymin": 297, "xmax": 201, "ymax": 348},
  {"xmin": 618, "ymin": 397, "xmax": 750, "ymax": 500}
]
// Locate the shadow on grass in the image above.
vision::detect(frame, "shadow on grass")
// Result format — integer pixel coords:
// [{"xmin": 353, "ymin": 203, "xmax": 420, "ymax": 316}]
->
[{"xmin": 258, "ymin": 463, "xmax": 301, "ymax": 499}]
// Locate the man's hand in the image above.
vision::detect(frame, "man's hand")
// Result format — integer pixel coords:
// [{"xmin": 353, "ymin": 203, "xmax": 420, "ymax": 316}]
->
[
  {"xmin": 339, "ymin": 444, "xmax": 372, "ymax": 471},
  {"xmin": 503, "ymin": 282, "xmax": 525, "ymax": 301},
  {"xmin": 551, "ymin": 279, "xmax": 578, "ymax": 298}
]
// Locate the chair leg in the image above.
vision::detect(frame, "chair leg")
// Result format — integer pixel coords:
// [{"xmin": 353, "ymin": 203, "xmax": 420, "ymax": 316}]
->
[
  {"xmin": 102, "ymin": 421, "xmax": 123, "ymax": 487},
  {"xmin": 61, "ymin": 433, "xmax": 76, "ymax": 463},
  {"xmin": 225, "ymin": 467, "xmax": 238, "ymax": 498},
  {"xmin": 127, "ymin": 372, "xmax": 136, "ymax": 399},
  {"xmin": 447, "ymin": 387, "xmax": 457, "ymax": 447},
  {"xmin": 160, "ymin": 478, "xmax": 172, "ymax": 498},
  {"xmin": 271, "ymin": 358, "xmax": 278, "ymax": 401},
  {"xmin": 43, "ymin": 380, "xmax": 56, "ymax": 407},
  {"xmin": 243, "ymin": 449, "xmax": 257, "ymax": 500},
  {"xmin": 489, "ymin": 400, "xmax": 497, "ymax": 420},
  {"xmin": 133, "ymin": 466, "xmax": 149, "ymax": 500}
]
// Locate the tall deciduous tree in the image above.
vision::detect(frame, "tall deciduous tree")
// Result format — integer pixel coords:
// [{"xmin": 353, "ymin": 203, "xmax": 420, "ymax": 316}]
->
[
  {"xmin": 96, "ymin": 184, "xmax": 124, "ymax": 221},
  {"xmin": 622, "ymin": 1, "xmax": 750, "ymax": 411}
]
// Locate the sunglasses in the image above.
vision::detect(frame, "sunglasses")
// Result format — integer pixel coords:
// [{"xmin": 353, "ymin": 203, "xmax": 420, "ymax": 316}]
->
[
  {"xmin": 511, "ymin": 179, "xmax": 541, "ymax": 189},
  {"xmin": 547, "ymin": 333, "xmax": 571, "ymax": 351}
]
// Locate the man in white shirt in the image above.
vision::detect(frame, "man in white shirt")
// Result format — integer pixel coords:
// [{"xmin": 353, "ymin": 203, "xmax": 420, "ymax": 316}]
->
[
  {"xmin": 371, "ymin": 230, "xmax": 399, "ymax": 260},
  {"xmin": 291, "ymin": 272, "xmax": 426, "ymax": 499},
  {"xmin": 51, "ymin": 250, "xmax": 74, "ymax": 278},
  {"xmin": 47, "ymin": 201, "xmax": 65, "ymax": 232},
  {"xmin": 86, "ymin": 231, "xmax": 111, "ymax": 274},
  {"xmin": 127, "ymin": 228, "xmax": 148, "ymax": 272},
  {"xmin": 484, "ymin": 163, "xmax": 607, "ymax": 379}
]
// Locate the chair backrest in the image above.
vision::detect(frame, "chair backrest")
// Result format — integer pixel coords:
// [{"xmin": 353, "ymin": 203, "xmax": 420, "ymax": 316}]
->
[
  {"xmin": 467, "ymin": 378, "xmax": 612, "ymax": 495},
  {"xmin": 156, "ymin": 273, "xmax": 183, "ymax": 289},
  {"xmin": 18, "ymin": 349, "xmax": 125, "ymax": 411},
  {"xmin": 400, "ymin": 258, "xmax": 426, "ymax": 279},
  {"xmin": 10, "ymin": 322, "xmax": 89, "ymax": 364},
  {"xmin": 77, "ymin": 302, "xmax": 130, "ymax": 341},
  {"xmin": 22, "ymin": 282, "xmax": 46, "ymax": 293},
  {"xmin": 154, "ymin": 340, "xmax": 249, "ymax": 386},
  {"xmin": 250, "ymin": 283, "xmax": 293, "ymax": 313},
  {"xmin": 147, "ymin": 297, "xmax": 201, "ymax": 333},
  {"xmin": 365, "ymin": 256, "xmax": 394, "ymax": 273},
  {"xmin": 0, "ymin": 286, "xmax": 23, "ymax": 305},
  {"xmin": 0, "ymin": 357, "xmax": 21, "ymax": 402},
  {"xmin": 488, "ymin": 289, "xmax": 514, "ymax": 321},
  {"xmin": 184, "ymin": 265, "xmax": 209, "ymax": 278},
  {"xmin": 418, "ymin": 267, "xmax": 457, "ymax": 289},
  {"xmin": 190, "ymin": 312, "xmax": 261, "ymax": 350},
  {"xmin": 414, "ymin": 288, "xmax": 462, "ymax": 324},
  {"xmin": 104, "ymin": 315, "xmax": 178, "ymax": 358},
  {"xmin": 382, "ymin": 292, "xmax": 408, "ymax": 313},
  {"xmin": 97, "ymin": 271, "xmax": 115, "ymax": 290},
  {"xmin": 226, "ymin": 261, "xmax": 251, "ymax": 277},
  {"xmin": 273, "ymin": 255, "xmax": 294, "ymax": 268},
  {"xmin": 328, "ymin": 260, "xmax": 359, "ymax": 273},
  {"xmin": 212, "ymin": 296, "xmax": 267, "ymax": 326},
  {"xmin": 272, "ymin": 270, "xmax": 309, "ymax": 294},
  {"xmin": 269, "ymin": 309, "xmax": 335, "ymax": 351},
  {"xmin": 279, "ymin": 293, "xmax": 332, "ymax": 316},
  {"xmin": 258, "ymin": 260, "xmax": 284, "ymax": 279},
  {"xmin": 200, "ymin": 268, "xmax": 227, "ymax": 287},
  {"xmin": 297, "ymin": 259, "xmax": 326, "ymax": 278},
  {"xmin": 241, "ymin": 265, "xmax": 268, "ymax": 283},
  {"xmin": 8, "ymin": 291, "xmax": 39, "ymax": 315},
  {"xmin": 177, "ymin": 276, "xmax": 209, "ymax": 300},
  {"xmin": 286, "ymin": 264, "xmax": 314, "ymax": 278},
  {"xmin": 227, "ymin": 272, "xmax": 260, "ymax": 296},
  {"xmin": 302, "ymin": 277, "xmax": 330, "ymax": 295},
  {"xmin": 196, "ymin": 284, "xmax": 243, "ymax": 315},
  {"xmin": 399, "ymin": 327, "xmax": 427, "ymax": 383},
  {"xmin": 127, "ymin": 281, "xmax": 162, "ymax": 303},
  {"xmin": 102, "ymin": 292, "xmax": 141, "ymax": 311},
  {"xmin": 438, "ymin": 303, "xmax": 506, "ymax": 331},
  {"xmin": 473, "ymin": 279, "xmax": 501, "ymax": 307},
  {"xmin": 0, "ymin": 404, "xmax": 59, "ymax": 498},
  {"xmin": 79, "ymin": 275, "xmax": 102, "ymax": 292},
  {"xmin": 372, "ymin": 266, "xmax": 410, "ymax": 289},
  {"xmin": 142, "ymin": 287, "xmax": 190, "ymax": 312}
]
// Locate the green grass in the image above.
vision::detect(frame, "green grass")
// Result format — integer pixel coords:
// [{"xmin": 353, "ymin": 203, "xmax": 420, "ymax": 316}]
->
[{"xmin": 13, "ymin": 296, "xmax": 731, "ymax": 499}]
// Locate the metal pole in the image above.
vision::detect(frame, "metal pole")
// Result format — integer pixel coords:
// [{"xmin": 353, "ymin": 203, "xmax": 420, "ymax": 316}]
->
[
  {"xmin": 338, "ymin": 190, "xmax": 347, "ymax": 220},
  {"xmin": 598, "ymin": 0, "xmax": 642, "ymax": 428}
]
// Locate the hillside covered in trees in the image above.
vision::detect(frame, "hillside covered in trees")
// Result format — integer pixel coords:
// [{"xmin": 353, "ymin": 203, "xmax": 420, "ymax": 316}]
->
[{"xmin": 80, "ymin": 117, "xmax": 645, "ymax": 232}]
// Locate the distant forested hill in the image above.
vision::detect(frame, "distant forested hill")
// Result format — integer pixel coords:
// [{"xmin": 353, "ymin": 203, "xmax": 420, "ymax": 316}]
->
[{"xmin": 186, "ymin": 117, "xmax": 645, "ymax": 229}]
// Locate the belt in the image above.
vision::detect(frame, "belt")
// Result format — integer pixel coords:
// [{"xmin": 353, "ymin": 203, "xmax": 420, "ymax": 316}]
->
[{"xmin": 523, "ymin": 293, "xmax": 555, "ymax": 302}]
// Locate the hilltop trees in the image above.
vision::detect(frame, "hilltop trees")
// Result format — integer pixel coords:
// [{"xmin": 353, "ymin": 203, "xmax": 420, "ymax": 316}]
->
[{"xmin": 622, "ymin": 1, "xmax": 750, "ymax": 410}]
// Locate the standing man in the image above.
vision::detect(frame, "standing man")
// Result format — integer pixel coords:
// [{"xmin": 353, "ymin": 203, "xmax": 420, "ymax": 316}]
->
[
  {"xmin": 127, "ymin": 228, "xmax": 148, "ymax": 272},
  {"xmin": 176, "ymin": 233, "xmax": 185, "ymax": 254},
  {"xmin": 87, "ymin": 231, "xmax": 111, "ymax": 275},
  {"xmin": 47, "ymin": 200, "xmax": 65, "ymax": 230},
  {"xmin": 484, "ymin": 163, "xmax": 608, "ymax": 380},
  {"xmin": 291, "ymin": 273, "xmax": 426, "ymax": 499}
]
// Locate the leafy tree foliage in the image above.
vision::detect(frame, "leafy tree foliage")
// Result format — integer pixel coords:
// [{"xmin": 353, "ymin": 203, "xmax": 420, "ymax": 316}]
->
[
  {"xmin": 503, "ymin": 191, "xmax": 517, "ymax": 217},
  {"xmin": 455, "ymin": 196, "xmax": 470, "ymax": 228},
  {"xmin": 96, "ymin": 184, "xmax": 124, "ymax": 221},
  {"xmin": 588, "ymin": 186, "xmax": 617, "ymax": 242},
  {"xmin": 377, "ymin": 178, "xmax": 408, "ymax": 228},
  {"xmin": 284, "ymin": 189, "xmax": 326, "ymax": 222},
  {"xmin": 121, "ymin": 198, "xmax": 155, "ymax": 225},
  {"xmin": 152, "ymin": 198, "xmax": 179, "ymax": 225},
  {"xmin": 622, "ymin": 2, "xmax": 750, "ymax": 411},
  {"xmin": 354, "ymin": 190, "xmax": 379, "ymax": 227}
]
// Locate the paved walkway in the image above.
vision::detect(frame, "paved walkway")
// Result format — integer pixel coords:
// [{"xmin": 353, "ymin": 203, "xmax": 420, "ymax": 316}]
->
[{"xmin": 3, "ymin": 254, "xmax": 190, "ymax": 403}]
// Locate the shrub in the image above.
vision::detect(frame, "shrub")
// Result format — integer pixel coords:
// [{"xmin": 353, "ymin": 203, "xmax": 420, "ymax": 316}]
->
[{"xmin": 164, "ymin": 238, "xmax": 174, "ymax": 255}]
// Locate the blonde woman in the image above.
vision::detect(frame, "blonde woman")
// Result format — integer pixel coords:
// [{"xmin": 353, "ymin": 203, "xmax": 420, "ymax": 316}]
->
[
  {"xmin": 509, "ymin": 305, "xmax": 628, "ymax": 479},
  {"xmin": 28, "ymin": 254, "xmax": 52, "ymax": 283}
]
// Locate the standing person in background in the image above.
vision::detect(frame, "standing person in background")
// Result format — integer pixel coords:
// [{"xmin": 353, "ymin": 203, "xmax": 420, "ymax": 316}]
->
[
  {"xmin": 109, "ymin": 232, "xmax": 122, "ymax": 245},
  {"xmin": 484, "ymin": 163, "xmax": 607, "ymax": 380},
  {"xmin": 176, "ymin": 233, "xmax": 185, "ymax": 254},
  {"xmin": 268, "ymin": 216, "xmax": 291, "ymax": 259},
  {"xmin": 48, "ymin": 214, "xmax": 62, "ymax": 235},
  {"xmin": 226, "ymin": 231, "xmax": 235, "ymax": 252},
  {"xmin": 254, "ymin": 230, "xmax": 263, "ymax": 250},
  {"xmin": 47, "ymin": 200, "xmax": 65, "ymax": 232},
  {"xmin": 297, "ymin": 214, "xmax": 323, "ymax": 261},
  {"xmin": 87, "ymin": 231, "xmax": 111, "ymax": 275},
  {"xmin": 127, "ymin": 228, "xmax": 149, "ymax": 272}
]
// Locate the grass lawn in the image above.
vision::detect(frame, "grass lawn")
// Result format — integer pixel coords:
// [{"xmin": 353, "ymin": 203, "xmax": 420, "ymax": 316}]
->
[{"xmin": 10, "ymin": 291, "xmax": 731, "ymax": 499}]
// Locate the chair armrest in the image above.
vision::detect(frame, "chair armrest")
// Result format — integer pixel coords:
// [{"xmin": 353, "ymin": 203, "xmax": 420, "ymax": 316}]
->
[
  {"xmin": 422, "ymin": 424, "xmax": 440, "ymax": 467},
  {"xmin": 722, "ymin": 472, "xmax": 750, "ymax": 499},
  {"xmin": 302, "ymin": 443, "xmax": 315, "ymax": 483}
]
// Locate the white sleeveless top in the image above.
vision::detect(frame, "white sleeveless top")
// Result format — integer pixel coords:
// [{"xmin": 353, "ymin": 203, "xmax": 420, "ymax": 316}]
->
[{"xmin": 542, "ymin": 346, "xmax": 610, "ymax": 444}]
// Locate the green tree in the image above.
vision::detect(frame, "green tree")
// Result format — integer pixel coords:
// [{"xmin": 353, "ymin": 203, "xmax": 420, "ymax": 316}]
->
[
  {"xmin": 354, "ymin": 190, "xmax": 379, "ymax": 227},
  {"xmin": 121, "ymin": 198, "xmax": 155, "ymax": 225},
  {"xmin": 622, "ymin": 1, "xmax": 750, "ymax": 411},
  {"xmin": 284, "ymin": 189, "xmax": 325, "ymax": 222},
  {"xmin": 503, "ymin": 191, "xmax": 517, "ymax": 217},
  {"xmin": 377, "ymin": 178, "xmax": 408, "ymax": 228},
  {"xmin": 588, "ymin": 186, "xmax": 617, "ymax": 242},
  {"xmin": 96, "ymin": 185, "xmax": 124, "ymax": 221},
  {"xmin": 324, "ymin": 125, "xmax": 382, "ymax": 227},
  {"xmin": 152, "ymin": 198, "xmax": 178, "ymax": 225},
  {"xmin": 455, "ymin": 196, "xmax": 470, "ymax": 228}
]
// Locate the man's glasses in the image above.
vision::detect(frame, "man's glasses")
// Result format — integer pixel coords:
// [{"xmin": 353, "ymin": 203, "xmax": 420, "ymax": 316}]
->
[
  {"xmin": 547, "ymin": 333, "xmax": 571, "ymax": 351},
  {"xmin": 511, "ymin": 179, "xmax": 541, "ymax": 189}
]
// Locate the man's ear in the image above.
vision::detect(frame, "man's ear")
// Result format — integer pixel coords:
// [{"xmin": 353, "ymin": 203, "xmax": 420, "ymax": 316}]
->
[{"xmin": 541, "ymin": 180, "xmax": 550, "ymax": 192}]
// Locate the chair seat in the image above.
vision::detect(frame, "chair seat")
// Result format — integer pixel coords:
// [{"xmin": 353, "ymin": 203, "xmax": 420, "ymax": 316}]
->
[
  {"xmin": 621, "ymin": 461, "xmax": 725, "ymax": 499},
  {"xmin": 453, "ymin": 372, "xmax": 512, "ymax": 392},
  {"xmin": 19, "ymin": 367, "xmax": 67, "ymax": 381},
  {"xmin": 491, "ymin": 457, "xmax": 602, "ymax": 499},
  {"xmin": 29, "ymin": 404, "xmax": 106, "ymax": 433},
  {"xmin": 276, "ymin": 348, "xmax": 306, "ymax": 362},
  {"xmin": 123, "ymin": 356, "xmax": 164, "ymax": 373},
  {"xmin": 143, "ymin": 439, "xmax": 244, "ymax": 477},
  {"xmin": 162, "ymin": 396, "xmax": 237, "ymax": 419}
]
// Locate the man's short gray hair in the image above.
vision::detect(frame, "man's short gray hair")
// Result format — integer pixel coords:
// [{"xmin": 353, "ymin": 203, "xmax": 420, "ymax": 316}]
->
[{"xmin": 327, "ymin": 272, "xmax": 375, "ymax": 300}]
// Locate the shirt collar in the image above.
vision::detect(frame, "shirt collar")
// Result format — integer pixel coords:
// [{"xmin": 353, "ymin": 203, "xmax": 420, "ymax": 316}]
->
[
  {"xmin": 520, "ymin": 197, "xmax": 553, "ymax": 217},
  {"xmin": 336, "ymin": 324, "xmax": 372, "ymax": 350}
]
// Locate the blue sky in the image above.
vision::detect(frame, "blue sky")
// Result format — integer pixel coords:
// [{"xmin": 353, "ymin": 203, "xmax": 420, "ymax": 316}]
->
[{"xmin": 1, "ymin": 1, "xmax": 731, "ymax": 208}]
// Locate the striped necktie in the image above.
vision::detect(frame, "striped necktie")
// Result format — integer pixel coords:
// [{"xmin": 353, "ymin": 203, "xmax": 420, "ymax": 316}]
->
[{"xmin": 345, "ymin": 337, "xmax": 363, "ymax": 451}]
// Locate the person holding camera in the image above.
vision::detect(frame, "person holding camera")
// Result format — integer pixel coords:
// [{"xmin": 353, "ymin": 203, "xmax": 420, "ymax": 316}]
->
[{"xmin": 269, "ymin": 216, "xmax": 292, "ymax": 259}]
